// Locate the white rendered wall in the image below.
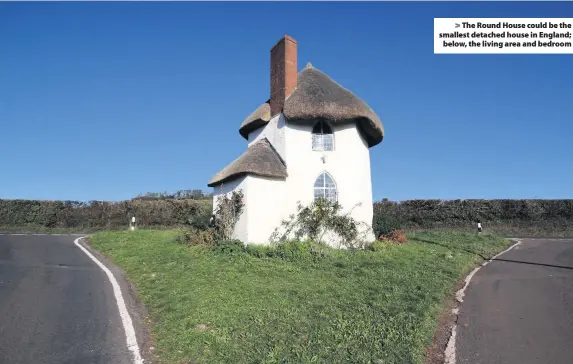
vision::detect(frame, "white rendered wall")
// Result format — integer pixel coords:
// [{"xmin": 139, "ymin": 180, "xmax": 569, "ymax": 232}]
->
[
  {"xmin": 247, "ymin": 114, "xmax": 286, "ymax": 162},
  {"xmin": 244, "ymin": 175, "xmax": 286, "ymax": 245},
  {"xmin": 212, "ymin": 176, "xmax": 249, "ymax": 242},
  {"xmin": 282, "ymin": 120, "xmax": 376, "ymax": 246},
  {"xmin": 215, "ymin": 116, "xmax": 376, "ymax": 246}
]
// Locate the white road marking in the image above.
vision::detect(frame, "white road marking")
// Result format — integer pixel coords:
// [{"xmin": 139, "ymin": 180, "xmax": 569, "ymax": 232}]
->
[
  {"xmin": 74, "ymin": 237, "xmax": 144, "ymax": 364},
  {"xmin": 444, "ymin": 239, "xmax": 522, "ymax": 364}
]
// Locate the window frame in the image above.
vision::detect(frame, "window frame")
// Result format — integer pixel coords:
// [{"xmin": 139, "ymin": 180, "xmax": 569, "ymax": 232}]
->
[
  {"xmin": 311, "ymin": 120, "xmax": 335, "ymax": 152},
  {"xmin": 313, "ymin": 171, "xmax": 338, "ymax": 203}
]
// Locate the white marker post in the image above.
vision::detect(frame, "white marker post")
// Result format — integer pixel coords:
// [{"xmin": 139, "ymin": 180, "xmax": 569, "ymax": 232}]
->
[{"xmin": 130, "ymin": 216, "xmax": 136, "ymax": 231}]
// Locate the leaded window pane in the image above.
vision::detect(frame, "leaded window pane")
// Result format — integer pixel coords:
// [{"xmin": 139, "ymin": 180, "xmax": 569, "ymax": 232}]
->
[
  {"xmin": 322, "ymin": 135, "xmax": 334, "ymax": 151},
  {"xmin": 312, "ymin": 134, "xmax": 324, "ymax": 151},
  {"xmin": 314, "ymin": 173, "xmax": 325, "ymax": 187},
  {"xmin": 313, "ymin": 172, "xmax": 337, "ymax": 202},
  {"xmin": 312, "ymin": 121, "xmax": 334, "ymax": 151}
]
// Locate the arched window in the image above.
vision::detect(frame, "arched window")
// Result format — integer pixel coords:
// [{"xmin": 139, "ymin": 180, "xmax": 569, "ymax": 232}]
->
[
  {"xmin": 312, "ymin": 121, "xmax": 334, "ymax": 151},
  {"xmin": 313, "ymin": 172, "xmax": 337, "ymax": 202}
]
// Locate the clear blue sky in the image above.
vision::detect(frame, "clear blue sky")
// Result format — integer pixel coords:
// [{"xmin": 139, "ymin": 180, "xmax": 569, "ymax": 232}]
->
[{"xmin": 1, "ymin": 1, "xmax": 572, "ymax": 202}]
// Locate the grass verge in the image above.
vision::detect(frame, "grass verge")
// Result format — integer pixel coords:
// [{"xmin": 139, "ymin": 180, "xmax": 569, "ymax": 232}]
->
[{"xmin": 89, "ymin": 230, "xmax": 511, "ymax": 364}]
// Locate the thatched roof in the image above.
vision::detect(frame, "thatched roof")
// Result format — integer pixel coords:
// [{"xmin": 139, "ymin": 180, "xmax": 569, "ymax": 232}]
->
[
  {"xmin": 239, "ymin": 63, "xmax": 384, "ymax": 147},
  {"xmin": 208, "ymin": 138, "xmax": 287, "ymax": 187}
]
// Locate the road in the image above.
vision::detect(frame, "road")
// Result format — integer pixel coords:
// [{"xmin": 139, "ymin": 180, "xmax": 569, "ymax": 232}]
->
[
  {"xmin": 457, "ymin": 238, "xmax": 573, "ymax": 364},
  {"xmin": 0, "ymin": 234, "xmax": 134, "ymax": 364}
]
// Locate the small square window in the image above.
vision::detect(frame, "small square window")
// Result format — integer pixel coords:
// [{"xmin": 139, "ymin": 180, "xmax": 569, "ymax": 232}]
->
[{"xmin": 312, "ymin": 122, "xmax": 334, "ymax": 152}]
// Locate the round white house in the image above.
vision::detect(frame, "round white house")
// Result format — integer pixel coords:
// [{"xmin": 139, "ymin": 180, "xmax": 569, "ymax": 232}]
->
[{"xmin": 208, "ymin": 35, "xmax": 384, "ymax": 247}]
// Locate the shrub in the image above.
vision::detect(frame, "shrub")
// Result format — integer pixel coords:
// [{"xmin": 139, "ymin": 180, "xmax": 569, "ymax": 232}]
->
[
  {"xmin": 386, "ymin": 230, "xmax": 408, "ymax": 244},
  {"xmin": 2, "ymin": 197, "xmax": 572, "ymax": 236},
  {"xmin": 181, "ymin": 189, "xmax": 245, "ymax": 246},
  {"xmin": 244, "ymin": 245, "xmax": 274, "ymax": 259},
  {"xmin": 244, "ymin": 240, "xmax": 329, "ymax": 263},
  {"xmin": 212, "ymin": 190, "xmax": 244, "ymax": 241},
  {"xmin": 275, "ymin": 240, "xmax": 313, "ymax": 261},
  {"xmin": 188, "ymin": 207, "xmax": 212, "ymax": 231},
  {"xmin": 212, "ymin": 239, "xmax": 245, "ymax": 254},
  {"xmin": 269, "ymin": 198, "xmax": 371, "ymax": 249},
  {"xmin": 371, "ymin": 199, "xmax": 573, "ymax": 233},
  {"xmin": 182, "ymin": 227, "xmax": 217, "ymax": 247},
  {"xmin": 0, "ymin": 198, "xmax": 212, "ymax": 231},
  {"xmin": 277, "ymin": 241, "xmax": 327, "ymax": 262},
  {"xmin": 369, "ymin": 240, "xmax": 393, "ymax": 252},
  {"xmin": 378, "ymin": 229, "xmax": 408, "ymax": 245},
  {"xmin": 372, "ymin": 213, "xmax": 402, "ymax": 238}
]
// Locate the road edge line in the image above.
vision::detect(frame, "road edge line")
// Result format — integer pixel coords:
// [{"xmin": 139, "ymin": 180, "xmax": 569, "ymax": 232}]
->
[
  {"xmin": 74, "ymin": 236, "xmax": 144, "ymax": 364},
  {"xmin": 443, "ymin": 238, "xmax": 523, "ymax": 364}
]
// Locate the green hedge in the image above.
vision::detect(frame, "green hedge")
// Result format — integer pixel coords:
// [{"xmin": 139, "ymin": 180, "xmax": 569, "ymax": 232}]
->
[
  {"xmin": 373, "ymin": 199, "xmax": 573, "ymax": 236},
  {"xmin": 2, "ymin": 198, "xmax": 572, "ymax": 236},
  {"xmin": 0, "ymin": 199, "xmax": 212, "ymax": 231}
]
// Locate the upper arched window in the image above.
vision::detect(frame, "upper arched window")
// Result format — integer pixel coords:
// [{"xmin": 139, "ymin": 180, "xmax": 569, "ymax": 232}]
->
[
  {"xmin": 312, "ymin": 121, "xmax": 334, "ymax": 151},
  {"xmin": 313, "ymin": 172, "xmax": 337, "ymax": 202}
]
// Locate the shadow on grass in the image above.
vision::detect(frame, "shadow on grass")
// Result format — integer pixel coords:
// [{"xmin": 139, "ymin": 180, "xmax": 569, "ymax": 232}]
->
[{"xmin": 409, "ymin": 236, "xmax": 490, "ymax": 260}]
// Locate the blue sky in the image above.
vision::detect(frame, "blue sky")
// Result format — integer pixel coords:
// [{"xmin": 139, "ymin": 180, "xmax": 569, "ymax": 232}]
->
[{"xmin": 1, "ymin": 1, "xmax": 572, "ymax": 202}]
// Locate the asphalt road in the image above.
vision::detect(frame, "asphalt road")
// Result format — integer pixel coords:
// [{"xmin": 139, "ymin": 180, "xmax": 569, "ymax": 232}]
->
[
  {"xmin": 457, "ymin": 238, "xmax": 573, "ymax": 364},
  {"xmin": 0, "ymin": 234, "xmax": 133, "ymax": 364}
]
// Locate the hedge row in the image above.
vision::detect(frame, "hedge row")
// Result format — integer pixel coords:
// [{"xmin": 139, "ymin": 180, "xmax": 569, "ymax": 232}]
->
[
  {"xmin": 373, "ymin": 199, "xmax": 573, "ymax": 236},
  {"xmin": 1, "ymin": 198, "xmax": 572, "ymax": 235},
  {"xmin": 0, "ymin": 199, "xmax": 212, "ymax": 231}
]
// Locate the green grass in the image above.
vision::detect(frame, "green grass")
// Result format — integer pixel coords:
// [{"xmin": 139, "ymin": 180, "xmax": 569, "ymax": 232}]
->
[{"xmin": 89, "ymin": 230, "xmax": 511, "ymax": 364}]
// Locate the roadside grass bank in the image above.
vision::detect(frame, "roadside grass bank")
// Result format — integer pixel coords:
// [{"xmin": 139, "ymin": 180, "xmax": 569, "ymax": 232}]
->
[{"xmin": 89, "ymin": 230, "xmax": 511, "ymax": 364}]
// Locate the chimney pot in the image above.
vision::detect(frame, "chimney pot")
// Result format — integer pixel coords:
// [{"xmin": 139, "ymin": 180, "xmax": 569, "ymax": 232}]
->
[{"xmin": 270, "ymin": 35, "xmax": 297, "ymax": 117}]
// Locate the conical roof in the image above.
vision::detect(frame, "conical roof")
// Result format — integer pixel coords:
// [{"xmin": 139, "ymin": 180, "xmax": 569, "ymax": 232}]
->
[{"xmin": 239, "ymin": 64, "xmax": 384, "ymax": 147}]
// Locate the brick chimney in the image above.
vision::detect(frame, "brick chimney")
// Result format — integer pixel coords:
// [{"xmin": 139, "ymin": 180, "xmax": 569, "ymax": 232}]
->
[{"xmin": 270, "ymin": 35, "xmax": 297, "ymax": 117}]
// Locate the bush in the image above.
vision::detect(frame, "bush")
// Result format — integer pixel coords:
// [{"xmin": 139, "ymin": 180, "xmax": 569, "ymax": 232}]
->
[
  {"xmin": 244, "ymin": 244, "xmax": 274, "ymax": 259},
  {"xmin": 0, "ymin": 198, "xmax": 212, "ymax": 231},
  {"xmin": 369, "ymin": 240, "xmax": 393, "ymax": 252},
  {"xmin": 182, "ymin": 227, "xmax": 217, "ymax": 247},
  {"xmin": 379, "ymin": 230, "xmax": 408, "ymax": 244},
  {"xmin": 372, "ymin": 212, "xmax": 402, "ymax": 238},
  {"xmin": 181, "ymin": 189, "xmax": 245, "ymax": 247},
  {"xmin": 372, "ymin": 199, "xmax": 573, "ymax": 235},
  {"xmin": 270, "ymin": 198, "xmax": 370, "ymax": 248},
  {"xmin": 211, "ymin": 190, "xmax": 244, "ymax": 241},
  {"xmin": 3, "ymin": 196, "xmax": 572, "ymax": 237},
  {"xmin": 245, "ymin": 240, "xmax": 329, "ymax": 263},
  {"xmin": 188, "ymin": 207, "xmax": 212, "ymax": 231},
  {"xmin": 275, "ymin": 240, "xmax": 312, "ymax": 261},
  {"xmin": 212, "ymin": 239, "xmax": 245, "ymax": 254}
]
